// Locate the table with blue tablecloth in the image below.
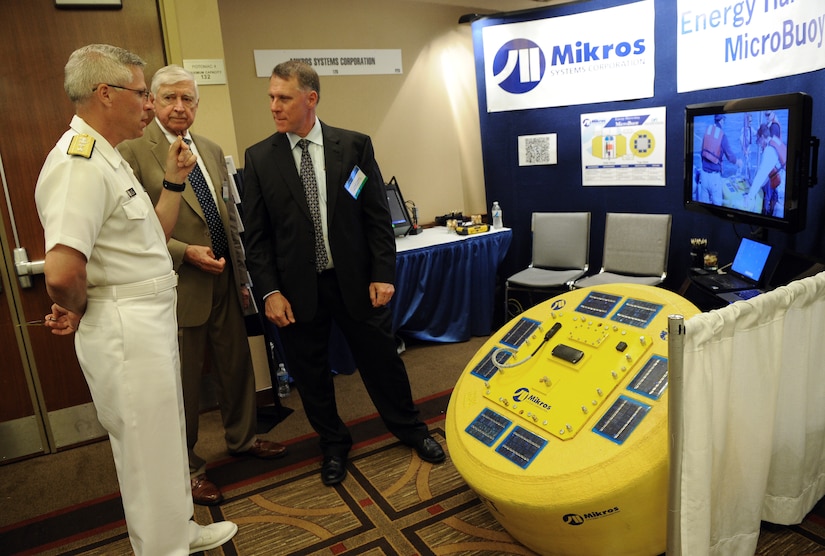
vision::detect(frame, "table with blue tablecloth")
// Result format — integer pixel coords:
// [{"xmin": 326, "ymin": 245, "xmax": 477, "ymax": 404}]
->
[{"xmin": 390, "ymin": 226, "xmax": 512, "ymax": 342}]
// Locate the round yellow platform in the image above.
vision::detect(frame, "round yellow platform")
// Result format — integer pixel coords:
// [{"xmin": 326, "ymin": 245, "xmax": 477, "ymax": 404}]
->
[{"xmin": 446, "ymin": 284, "xmax": 698, "ymax": 556}]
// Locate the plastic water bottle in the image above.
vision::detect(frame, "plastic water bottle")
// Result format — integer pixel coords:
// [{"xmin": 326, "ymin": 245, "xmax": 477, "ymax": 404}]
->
[
  {"xmin": 276, "ymin": 363, "xmax": 290, "ymax": 398},
  {"xmin": 491, "ymin": 201, "xmax": 503, "ymax": 229}
]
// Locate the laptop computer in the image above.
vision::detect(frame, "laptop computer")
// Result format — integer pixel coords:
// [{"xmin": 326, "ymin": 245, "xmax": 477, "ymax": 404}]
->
[
  {"xmin": 692, "ymin": 238, "xmax": 773, "ymax": 298},
  {"xmin": 716, "ymin": 248, "xmax": 825, "ymax": 304}
]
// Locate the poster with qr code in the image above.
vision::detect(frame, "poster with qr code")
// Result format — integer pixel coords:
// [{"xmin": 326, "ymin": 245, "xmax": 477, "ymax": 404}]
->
[
  {"xmin": 580, "ymin": 106, "xmax": 666, "ymax": 186},
  {"xmin": 518, "ymin": 133, "xmax": 557, "ymax": 166}
]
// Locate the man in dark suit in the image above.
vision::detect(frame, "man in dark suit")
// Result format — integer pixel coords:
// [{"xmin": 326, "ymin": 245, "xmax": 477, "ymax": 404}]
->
[
  {"xmin": 242, "ymin": 61, "xmax": 444, "ymax": 486},
  {"xmin": 119, "ymin": 65, "xmax": 287, "ymax": 506}
]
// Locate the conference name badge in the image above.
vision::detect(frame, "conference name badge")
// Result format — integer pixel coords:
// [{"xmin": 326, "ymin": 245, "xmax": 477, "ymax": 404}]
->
[{"xmin": 344, "ymin": 165, "xmax": 367, "ymax": 199}]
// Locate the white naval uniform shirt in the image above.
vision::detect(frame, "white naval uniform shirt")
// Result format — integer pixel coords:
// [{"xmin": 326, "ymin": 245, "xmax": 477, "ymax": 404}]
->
[
  {"xmin": 35, "ymin": 115, "xmax": 173, "ymax": 287},
  {"xmin": 35, "ymin": 115, "xmax": 192, "ymax": 555}
]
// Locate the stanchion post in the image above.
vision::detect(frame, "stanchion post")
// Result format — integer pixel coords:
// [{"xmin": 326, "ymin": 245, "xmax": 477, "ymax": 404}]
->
[{"xmin": 667, "ymin": 314, "xmax": 686, "ymax": 556}]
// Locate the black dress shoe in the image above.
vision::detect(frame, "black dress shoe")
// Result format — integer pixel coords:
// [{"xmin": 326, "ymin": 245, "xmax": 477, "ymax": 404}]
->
[
  {"xmin": 321, "ymin": 456, "xmax": 347, "ymax": 486},
  {"xmin": 414, "ymin": 436, "xmax": 446, "ymax": 463}
]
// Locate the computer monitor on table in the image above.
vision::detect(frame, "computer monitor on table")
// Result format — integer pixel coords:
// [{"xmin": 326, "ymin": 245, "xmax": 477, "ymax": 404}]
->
[{"xmin": 386, "ymin": 177, "xmax": 413, "ymax": 237}]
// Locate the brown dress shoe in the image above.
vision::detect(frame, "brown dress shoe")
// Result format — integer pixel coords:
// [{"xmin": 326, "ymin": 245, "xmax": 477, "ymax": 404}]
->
[
  {"xmin": 191, "ymin": 474, "xmax": 223, "ymax": 506},
  {"xmin": 242, "ymin": 438, "xmax": 288, "ymax": 459}
]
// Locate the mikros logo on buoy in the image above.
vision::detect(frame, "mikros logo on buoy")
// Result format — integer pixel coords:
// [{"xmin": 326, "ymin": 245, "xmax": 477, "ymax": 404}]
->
[
  {"xmin": 562, "ymin": 514, "xmax": 585, "ymax": 526},
  {"xmin": 513, "ymin": 388, "xmax": 551, "ymax": 410},
  {"xmin": 563, "ymin": 506, "xmax": 620, "ymax": 526},
  {"xmin": 513, "ymin": 388, "xmax": 530, "ymax": 402}
]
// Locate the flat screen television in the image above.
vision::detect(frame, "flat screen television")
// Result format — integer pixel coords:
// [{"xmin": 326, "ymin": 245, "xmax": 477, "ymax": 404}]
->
[
  {"xmin": 684, "ymin": 92, "xmax": 815, "ymax": 233},
  {"xmin": 385, "ymin": 177, "xmax": 413, "ymax": 237}
]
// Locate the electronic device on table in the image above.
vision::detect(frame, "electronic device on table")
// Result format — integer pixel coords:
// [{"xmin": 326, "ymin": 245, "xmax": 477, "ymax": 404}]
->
[
  {"xmin": 692, "ymin": 237, "xmax": 772, "ymax": 300},
  {"xmin": 719, "ymin": 248, "xmax": 825, "ymax": 304},
  {"xmin": 683, "ymin": 92, "xmax": 818, "ymax": 233},
  {"xmin": 385, "ymin": 176, "xmax": 418, "ymax": 236}
]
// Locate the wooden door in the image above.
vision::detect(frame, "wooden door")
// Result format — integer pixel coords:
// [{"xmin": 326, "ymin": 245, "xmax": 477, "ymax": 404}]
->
[{"xmin": 0, "ymin": 0, "xmax": 166, "ymax": 461}]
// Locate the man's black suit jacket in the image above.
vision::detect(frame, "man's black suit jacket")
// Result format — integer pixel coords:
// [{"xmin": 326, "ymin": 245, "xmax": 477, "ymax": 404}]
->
[{"xmin": 242, "ymin": 122, "xmax": 396, "ymax": 322}]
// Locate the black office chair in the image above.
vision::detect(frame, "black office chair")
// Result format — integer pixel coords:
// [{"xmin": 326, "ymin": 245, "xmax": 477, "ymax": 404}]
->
[
  {"xmin": 504, "ymin": 212, "xmax": 590, "ymax": 318},
  {"xmin": 573, "ymin": 212, "xmax": 671, "ymax": 288}
]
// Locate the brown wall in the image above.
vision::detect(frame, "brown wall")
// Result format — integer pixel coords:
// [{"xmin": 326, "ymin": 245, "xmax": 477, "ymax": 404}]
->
[
  {"xmin": 216, "ymin": 0, "xmax": 489, "ymax": 223},
  {"xmin": 0, "ymin": 0, "xmax": 166, "ymax": 445}
]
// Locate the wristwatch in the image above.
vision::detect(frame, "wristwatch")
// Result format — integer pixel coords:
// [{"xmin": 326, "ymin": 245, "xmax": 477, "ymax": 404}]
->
[{"xmin": 162, "ymin": 179, "xmax": 186, "ymax": 192}]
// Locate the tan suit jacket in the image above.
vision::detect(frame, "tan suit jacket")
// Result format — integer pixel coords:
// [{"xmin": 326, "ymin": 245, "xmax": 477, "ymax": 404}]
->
[
  {"xmin": 120, "ymin": 121, "xmax": 259, "ymax": 468},
  {"xmin": 119, "ymin": 120, "xmax": 252, "ymax": 326}
]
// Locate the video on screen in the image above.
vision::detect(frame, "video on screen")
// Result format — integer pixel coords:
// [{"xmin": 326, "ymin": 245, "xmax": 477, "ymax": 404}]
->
[{"xmin": 689, "ymin": 108, "xmax": 789, "ymax": 218}]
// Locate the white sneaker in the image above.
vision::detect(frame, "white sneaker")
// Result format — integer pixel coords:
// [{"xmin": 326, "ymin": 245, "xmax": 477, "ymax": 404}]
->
[{"xmin": 189, "ymin": 520, "xmax": 238, "ymax": 554}]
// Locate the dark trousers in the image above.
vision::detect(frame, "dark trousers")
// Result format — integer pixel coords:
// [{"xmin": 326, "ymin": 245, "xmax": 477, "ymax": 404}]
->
[{"xmin": 279, "ymin": 270, "xmax": 427, "ymax": 458}]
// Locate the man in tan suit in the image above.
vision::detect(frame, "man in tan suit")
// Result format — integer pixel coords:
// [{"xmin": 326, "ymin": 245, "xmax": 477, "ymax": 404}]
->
[{"xmin": 119, "ymin": 65, "xmax": 287, "ymax": 506}]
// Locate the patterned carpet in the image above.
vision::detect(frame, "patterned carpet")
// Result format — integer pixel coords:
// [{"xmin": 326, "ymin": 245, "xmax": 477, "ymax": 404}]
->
[
  {"xmin": 3, "ymin": 392, "xmax": 825, "ymax": 555},
  {"xmin": 202, "ymin": 425, "xmax": 532, "ymax": 556},
  {"xmin": 5, "ymin": 425, "xmax": 531, "ymax": 556}
]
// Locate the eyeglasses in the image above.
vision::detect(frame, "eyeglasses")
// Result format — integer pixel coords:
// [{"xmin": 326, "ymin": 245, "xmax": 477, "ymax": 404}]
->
[{"xmin": 94, "ymin": 83, "xmax": 152, "ymax": 101}]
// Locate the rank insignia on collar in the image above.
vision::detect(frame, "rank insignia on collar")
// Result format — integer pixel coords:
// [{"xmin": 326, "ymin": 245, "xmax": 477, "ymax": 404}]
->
[{"xmin": 67, "ymin": 134, "xmax": 95, "ymax": 158}]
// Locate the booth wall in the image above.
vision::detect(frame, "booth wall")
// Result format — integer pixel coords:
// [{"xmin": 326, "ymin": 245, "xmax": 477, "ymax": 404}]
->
[{"xmin": 473, "ymin": 0, "xmax": 825, "ymax": 290}]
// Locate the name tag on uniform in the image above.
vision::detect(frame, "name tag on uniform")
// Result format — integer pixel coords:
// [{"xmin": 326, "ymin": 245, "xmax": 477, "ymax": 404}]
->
[{"xmin": 344, "ymin": 166, "xmax": 367, "ymax": 199}]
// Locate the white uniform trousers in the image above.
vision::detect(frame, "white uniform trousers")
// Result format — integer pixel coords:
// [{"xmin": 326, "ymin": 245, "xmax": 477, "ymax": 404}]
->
[{"xmin": 77, "ymin": 275, "xmax": 193, "ymax": 555}]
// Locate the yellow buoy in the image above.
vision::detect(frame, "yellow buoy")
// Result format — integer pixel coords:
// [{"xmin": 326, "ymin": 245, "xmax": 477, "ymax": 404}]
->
[{"xmin": 446, "ymin": 284, "xmax": 699, "ymax": 556}]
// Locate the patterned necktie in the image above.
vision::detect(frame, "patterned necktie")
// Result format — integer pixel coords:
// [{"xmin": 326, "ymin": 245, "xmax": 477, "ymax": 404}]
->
[
  {"xmin": 184, "ymin": 139, "xmax": 228, "ymax": 260},
  {"xmin": 299, "ymin": 139, "xmax": 328, "ymax": 273}
]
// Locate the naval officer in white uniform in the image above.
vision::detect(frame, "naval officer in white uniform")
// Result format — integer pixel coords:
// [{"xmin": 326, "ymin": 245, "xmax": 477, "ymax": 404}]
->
[{"xmin": 35, "ymin": 44, "xmax": 237, "ymax": 555}]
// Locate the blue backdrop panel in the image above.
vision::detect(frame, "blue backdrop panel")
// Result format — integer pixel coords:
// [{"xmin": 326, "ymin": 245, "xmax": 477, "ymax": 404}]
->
[{"xmin": 472, "ymin": 0, "xmax": 825, "ymax": 291}]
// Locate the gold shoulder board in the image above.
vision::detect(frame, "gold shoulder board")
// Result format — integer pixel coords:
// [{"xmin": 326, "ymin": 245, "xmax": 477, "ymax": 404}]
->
[{"xmin": 67, "ymin": 134, "xmax": 95, "ymax": 158}]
